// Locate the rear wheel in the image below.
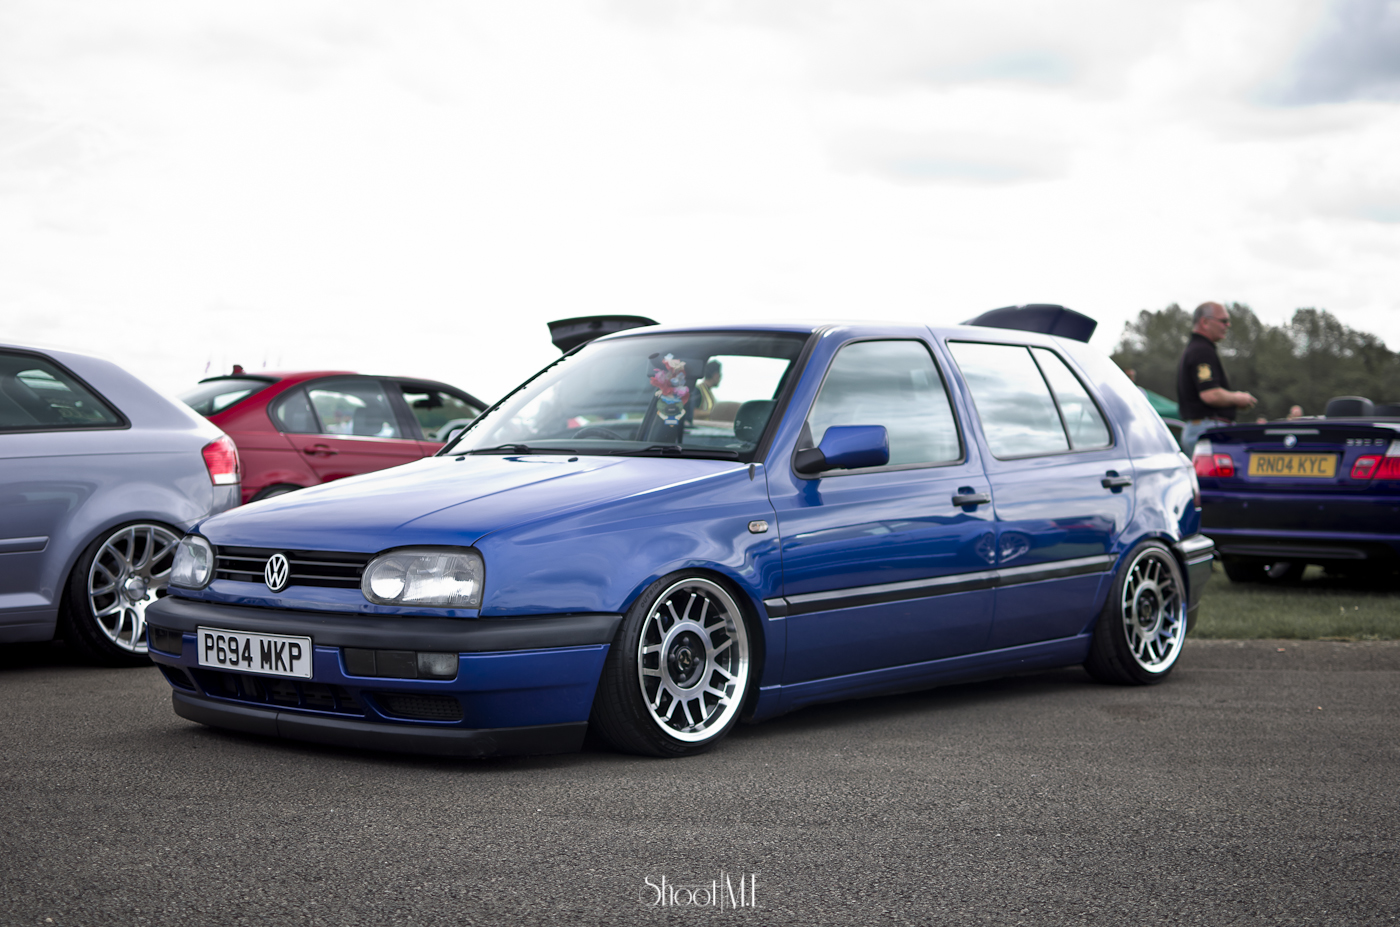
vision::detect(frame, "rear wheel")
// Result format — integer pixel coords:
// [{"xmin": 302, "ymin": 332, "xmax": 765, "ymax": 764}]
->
[
  {"xmin": 591, "ymin": 573, "xmax": 754, "ymax": 757},
  {"xmin": 58, "ymin": 522, "xmax": 181, "ymax": 666},
  {"xmin": 250, "ymin": 483, "xmax": 301, "ymax": 502},
  {"xmin": 1223, "ymin": 557, "xmax": 1305, "ymax": 584},
  {"xmin": 1221, "ymin": 556, "xmax": 1266, "ymax": 583},
  {"xmin": 1086, "ymin": 541, "xmax": 1188, "ymax": 685}
]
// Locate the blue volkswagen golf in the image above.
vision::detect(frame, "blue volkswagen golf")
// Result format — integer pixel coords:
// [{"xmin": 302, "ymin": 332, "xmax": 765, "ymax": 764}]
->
[{"xmin": 147, "ymin": 320, "xmax": 1213, "ymax": 757}]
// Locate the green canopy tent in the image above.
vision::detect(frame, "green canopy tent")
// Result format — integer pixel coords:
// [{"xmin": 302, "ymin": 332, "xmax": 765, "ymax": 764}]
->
[{"xmin": 1140, "ymin": 388, "xmax": 1180, "ymax": 420}]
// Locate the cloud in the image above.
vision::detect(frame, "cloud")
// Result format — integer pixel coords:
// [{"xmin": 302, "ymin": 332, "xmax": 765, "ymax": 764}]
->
[
  {"xmin": 1272, "ymin": 0, "xmax": 1400, "ymax": 103},
  {"xmin": 830, "ymin": 128, "xmax": 1067, "ymax": 184}
]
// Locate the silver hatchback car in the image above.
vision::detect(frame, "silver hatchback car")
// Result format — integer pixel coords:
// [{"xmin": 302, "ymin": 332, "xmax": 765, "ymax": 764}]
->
[{"xmin": 1, "ymin": 344, "xmax": 241, "ymax": 665}]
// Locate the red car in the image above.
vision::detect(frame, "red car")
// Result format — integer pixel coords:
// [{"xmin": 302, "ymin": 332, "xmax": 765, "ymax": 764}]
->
[{"xmin": 179, "ymin": 370, "xmax": 487, "ymax": 504}]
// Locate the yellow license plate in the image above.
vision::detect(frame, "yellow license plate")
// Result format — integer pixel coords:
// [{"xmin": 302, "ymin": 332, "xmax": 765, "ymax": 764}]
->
[{"xmin": 1247, "ymin": 453, "xmax": 1337, "ymax": 478}]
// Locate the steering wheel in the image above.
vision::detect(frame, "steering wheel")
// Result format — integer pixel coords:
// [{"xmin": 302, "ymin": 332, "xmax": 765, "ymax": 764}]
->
[{"xmin": 572, "ymin": 425, "xmax": 627, "ymax": 440}]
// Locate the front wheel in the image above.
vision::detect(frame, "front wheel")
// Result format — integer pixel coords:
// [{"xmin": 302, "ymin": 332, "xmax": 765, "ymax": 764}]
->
[
  {"xmin": 591, "ymin": 573, "xmax": 754, "ymax": 757},
  {"xmin": 1085, "ymin": 541, "xmax": 1188, "ymax": 685},
  {"xmin": 58, "ymin": 522, "xmax": 181, "ymax": 666}
]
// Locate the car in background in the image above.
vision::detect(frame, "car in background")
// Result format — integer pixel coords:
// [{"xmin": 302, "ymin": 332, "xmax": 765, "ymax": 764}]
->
[
  {"xmin": 180, "ymin": 371, "xmax": 488, "ymax": 504},
  {"xmin": 0, "ymin": 344, "xmax": 241, "ymax": 665},
  {"xmin": 147, "ymin": 318, "xmax": 1213, "ymax": 759},
  {"xmin": 1196, "ymin": 395, "xmax": 1400, "ymax": 583}
]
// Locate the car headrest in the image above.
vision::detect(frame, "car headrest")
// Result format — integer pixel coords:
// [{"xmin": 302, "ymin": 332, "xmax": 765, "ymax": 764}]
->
[
  {"xmin": 733, "ymin": 400, "xmax": 775, "ymax": 444},
  {"xmin": 1325, "ymin": 396, "xmax": 1374, "ymax": 418},
  {"xmin": 1375, "ymin": 403, "xmax": 1400, "ymax": 418},
  {"xmin": 353, "ymin": 407, "xmax": 391, "ymax": 436}
]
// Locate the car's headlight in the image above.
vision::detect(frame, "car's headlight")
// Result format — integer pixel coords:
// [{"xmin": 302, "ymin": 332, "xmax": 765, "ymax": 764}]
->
[
  {"xmin": 170, "ymin": 535, "xmax": 215, "ymax": 589},
  {"xmin": 361, "ymin": 548, "xmax": 483, "ymax": 608}
]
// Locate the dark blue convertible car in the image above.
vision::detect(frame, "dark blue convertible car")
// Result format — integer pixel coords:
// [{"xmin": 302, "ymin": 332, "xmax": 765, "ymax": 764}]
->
[
  {"xmin": 1196, "ymin": 396, "xmax": 1400, "ymax": 583},
  {"xmin": 147, "ymin": 320, "xmax": 1213, "ymax": 757}
]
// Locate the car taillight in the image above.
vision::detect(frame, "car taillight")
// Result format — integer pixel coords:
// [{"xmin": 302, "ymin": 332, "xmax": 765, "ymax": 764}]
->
[
  {"xmin": 1191, "ymin": 440, "xmax": 1235, "ymax": 478},
  {"xmin": 1351, "ymin": 441, "xmax": 1400, "ymax": 480},
  {"xmin": 202, "ymin": 436, "xmax": 240, "ymax": 486},
  {"xmin": 1351, "ymin": 456, "xmax": 1381, "ymax": 479}
]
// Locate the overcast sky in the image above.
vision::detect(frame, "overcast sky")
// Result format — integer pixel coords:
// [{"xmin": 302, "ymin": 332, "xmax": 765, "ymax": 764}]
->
[{"xmin": 3, "ymin": 0, "xmax": 1399, "ymax": 402}]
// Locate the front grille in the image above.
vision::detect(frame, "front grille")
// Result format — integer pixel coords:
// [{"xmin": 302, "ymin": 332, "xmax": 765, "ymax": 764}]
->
[
  {"xmin": 375, "ymin": 693, "xmax": 464, "ymax": 722},
  {"xmin": 213, "ymin": 547, "xmax": 371, "ymax": 589},
  {"xmin": 192, "ymin": 669, "xmax": 365, "ymax": 715}
]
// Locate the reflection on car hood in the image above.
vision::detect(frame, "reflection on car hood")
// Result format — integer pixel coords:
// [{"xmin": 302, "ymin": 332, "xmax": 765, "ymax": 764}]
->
[{"xmin": 195, "ymin": 454, "xmax": 741, "ymax": 551}]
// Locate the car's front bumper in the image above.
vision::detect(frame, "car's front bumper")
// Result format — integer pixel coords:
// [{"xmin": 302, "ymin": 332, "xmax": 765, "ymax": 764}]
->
[{"xmin": 145, "ymin": 596, "xmax": 621, "ymax": 757}]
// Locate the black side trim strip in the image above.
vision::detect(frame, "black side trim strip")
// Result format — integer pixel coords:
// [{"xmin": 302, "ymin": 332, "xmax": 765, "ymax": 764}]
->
[
  {"xmin": 172, "ymin": 692, "xmax": 586, "ymax": 757},
  {"xmin": 770, "ymin": 555, "xmax": 1115, "ymax": 617},
  {"xmin": 148, "ymin": 596, "xmax": 622, "ymax": 652}
]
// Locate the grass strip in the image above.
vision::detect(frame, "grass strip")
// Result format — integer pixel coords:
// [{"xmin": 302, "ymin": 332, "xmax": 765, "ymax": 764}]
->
[{"xmin": 1192, "ymin": 563, "xmax": 1400, "ymax": 640}]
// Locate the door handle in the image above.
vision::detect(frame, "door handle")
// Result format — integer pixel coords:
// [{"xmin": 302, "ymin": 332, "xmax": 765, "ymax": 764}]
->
[
  {"xmin": 305, "ymin": 444, "xmax": 338, "ymax": 457},
  {"xmin": 1101, "ymin": 474, "xmax": 1133, "ymax": 489},
  {"xmin": 952, "ymin": 491, "xmax": 991, "ymax": 507}
]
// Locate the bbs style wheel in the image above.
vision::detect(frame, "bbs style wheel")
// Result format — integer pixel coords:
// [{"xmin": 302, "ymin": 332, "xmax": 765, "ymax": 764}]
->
[
  {"xmin": 59, "ymin": 522, "xmax": 181, "ymax": 666},
  {"xmin": 1085, "ymin": 541, "xmax": 1188, "ymax": 685},
  {"xmin": 591, "ymin": 574, "xmax": 754, "ymax": 757}
]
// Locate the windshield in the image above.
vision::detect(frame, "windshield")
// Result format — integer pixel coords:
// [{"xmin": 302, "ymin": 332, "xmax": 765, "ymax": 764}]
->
[
  {"xmin": 446, "ymin": 331, "xmax": 809, "ymax": 460},
  {"xmin": 180, "ymin": 377, "xmax": 274, "ymax": 417}
]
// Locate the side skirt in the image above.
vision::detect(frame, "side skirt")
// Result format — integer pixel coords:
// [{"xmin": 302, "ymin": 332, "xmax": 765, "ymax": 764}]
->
[{"xmin": 751, "ymin": 634, "xmax": 1093, "ymax": 720}]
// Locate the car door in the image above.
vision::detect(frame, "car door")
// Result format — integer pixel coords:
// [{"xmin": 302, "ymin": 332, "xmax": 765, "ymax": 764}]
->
[
  {"xmin": 0, "ymin": 350, "xmax": 125, "ymax": 636},
  {"xmin": 273, "ymin": 377, "xmax": 427, "ymax": 483},
  {"xmin": 946, "ymin": 341, "xmax": 1135, "ymax": 650},
  {"xmin": 766, "ymin": 338, "xmax": 996, "ymax": 685}
]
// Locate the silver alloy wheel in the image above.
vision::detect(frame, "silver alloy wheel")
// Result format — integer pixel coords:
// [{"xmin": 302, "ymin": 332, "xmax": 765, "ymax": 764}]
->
[
  {"xmin": 1119, "ymin": 546, "xmax": 1186, "ymax": 673},
  {"xmin": 86, "ymin": 524, "xmax": 181, "ymax": 653},
  {"xmin": 635, "ymin": 578, "xmax": 750, "ymax": 743}
]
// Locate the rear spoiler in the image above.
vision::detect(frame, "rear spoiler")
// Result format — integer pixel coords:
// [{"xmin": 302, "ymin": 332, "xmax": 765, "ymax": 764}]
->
[
  {"xmin": 963, "ymin": 304, "xmax": 1097, "ymax": 343},
  {"xmin": 547, "ymin": 315, "xmax": 658, "ymax": 353}
]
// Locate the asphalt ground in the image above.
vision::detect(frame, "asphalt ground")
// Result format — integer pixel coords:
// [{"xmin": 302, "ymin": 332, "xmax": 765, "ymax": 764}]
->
[{"xmin": 1, "ymin": 639, "xmax": 1397, "ymax": 927}]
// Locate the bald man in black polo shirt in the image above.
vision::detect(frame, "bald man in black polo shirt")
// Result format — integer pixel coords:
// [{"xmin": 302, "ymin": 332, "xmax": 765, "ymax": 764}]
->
[{"xmin": 1177, "ymin": 301, "xmax": 1257, "ymax": 452}]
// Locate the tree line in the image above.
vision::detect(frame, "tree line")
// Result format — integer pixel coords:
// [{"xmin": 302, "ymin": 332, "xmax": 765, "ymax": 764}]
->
[{"xmin": 1110, "ymin": 304, "xmax": 1400, "ymax": 420}]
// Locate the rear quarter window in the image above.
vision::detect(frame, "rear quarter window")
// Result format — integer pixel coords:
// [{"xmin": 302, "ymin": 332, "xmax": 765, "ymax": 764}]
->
[{"xmin": 0, "ymin": 351, "xmax": 123, "ymax": 432}]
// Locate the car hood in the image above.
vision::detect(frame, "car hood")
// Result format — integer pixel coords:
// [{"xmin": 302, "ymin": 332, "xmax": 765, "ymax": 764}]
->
[{"xmin": 196, "ymin": 453, "xmax": 743, "ymax": 551}]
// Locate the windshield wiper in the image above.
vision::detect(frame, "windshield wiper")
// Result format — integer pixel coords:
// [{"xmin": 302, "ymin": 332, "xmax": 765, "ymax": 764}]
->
[
  {"xmin": 615, "ymin": 445, "xmax": 741, "ymax": 459},
  {"xmin": 464, "ymin": 443, "xmax": 576, "ymax": 455}
]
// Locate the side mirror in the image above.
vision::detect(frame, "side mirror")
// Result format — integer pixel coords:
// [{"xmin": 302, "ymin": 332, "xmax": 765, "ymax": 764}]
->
[{"xmin": 794, "ymin": 425, "xmax": 890, "ymax": 475}]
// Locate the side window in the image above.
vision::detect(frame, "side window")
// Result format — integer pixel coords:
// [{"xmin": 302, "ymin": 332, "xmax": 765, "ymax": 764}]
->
[
  {"xmin": 0, "ymin": 351, "xmax": 122, "ymax": 432},
  {"xmin": 305, "ymin": 379, "xmax": 402, "ymax": 438},
  {"xmin": 948, "ymin": 342, "xmax": 1068, "ymax": 458},
  {"xmin": 1031, "ymin": 348, "xmax": 1111, "ymax": 449},
  {"xmin": 270, "ymin": 389, "xmax": 319, "ymax": 434},
  {"xmin": 397, "ymin": 385, "xmax": 484, "ymax": 442},
  {"xmin": 804, "ymin": 340, "xmax": 961, "ymax": 468}
]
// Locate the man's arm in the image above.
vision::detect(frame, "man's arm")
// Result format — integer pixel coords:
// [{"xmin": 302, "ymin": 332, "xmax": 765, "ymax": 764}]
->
[{"xmin": 1199, "ymin": 387, "xmax": 1257, "ymax": 409}]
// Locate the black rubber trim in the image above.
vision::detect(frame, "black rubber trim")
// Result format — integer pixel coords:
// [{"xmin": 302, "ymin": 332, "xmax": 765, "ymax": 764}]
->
[
  {"xmin": 172, "ymin": 692, "xmax": 586, "ymax": 757},
  {"xmin": 148, "ymin": 596, "xmax": 622, "ymax": 652},
  {"xmin": 768, "ymin": 555, "xmax": 1114, "ymax": 617},
  {"xmin": 1173, "ymin": 533, "xmax": 1216, "ymax": 564}
]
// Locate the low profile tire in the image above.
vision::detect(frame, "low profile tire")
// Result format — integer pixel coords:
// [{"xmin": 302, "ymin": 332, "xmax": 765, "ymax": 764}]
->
[
  {"xmin": 250, "ymin": 483, "xmax": 301, "ymax": 502},
  {"xmin": 1085, "ymin": 541, "xmax": 1188, "ymax": 686},
  {"xmin": 1265, "ymin": 561, "xmax": 1306, "ymax": 583},
  {"xmin": 591, "ymin": 573, "xmax": 754, "ymax": 757},
  {"xmin": 58, "ymin": 522, "xmax": 181, "ymax": 666}
]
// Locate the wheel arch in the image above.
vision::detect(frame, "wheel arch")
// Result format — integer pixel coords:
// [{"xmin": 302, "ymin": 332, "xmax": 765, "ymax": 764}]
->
[{"xmin": 616, "ymin": 561, "xmax": 773, "ymax": 696}]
